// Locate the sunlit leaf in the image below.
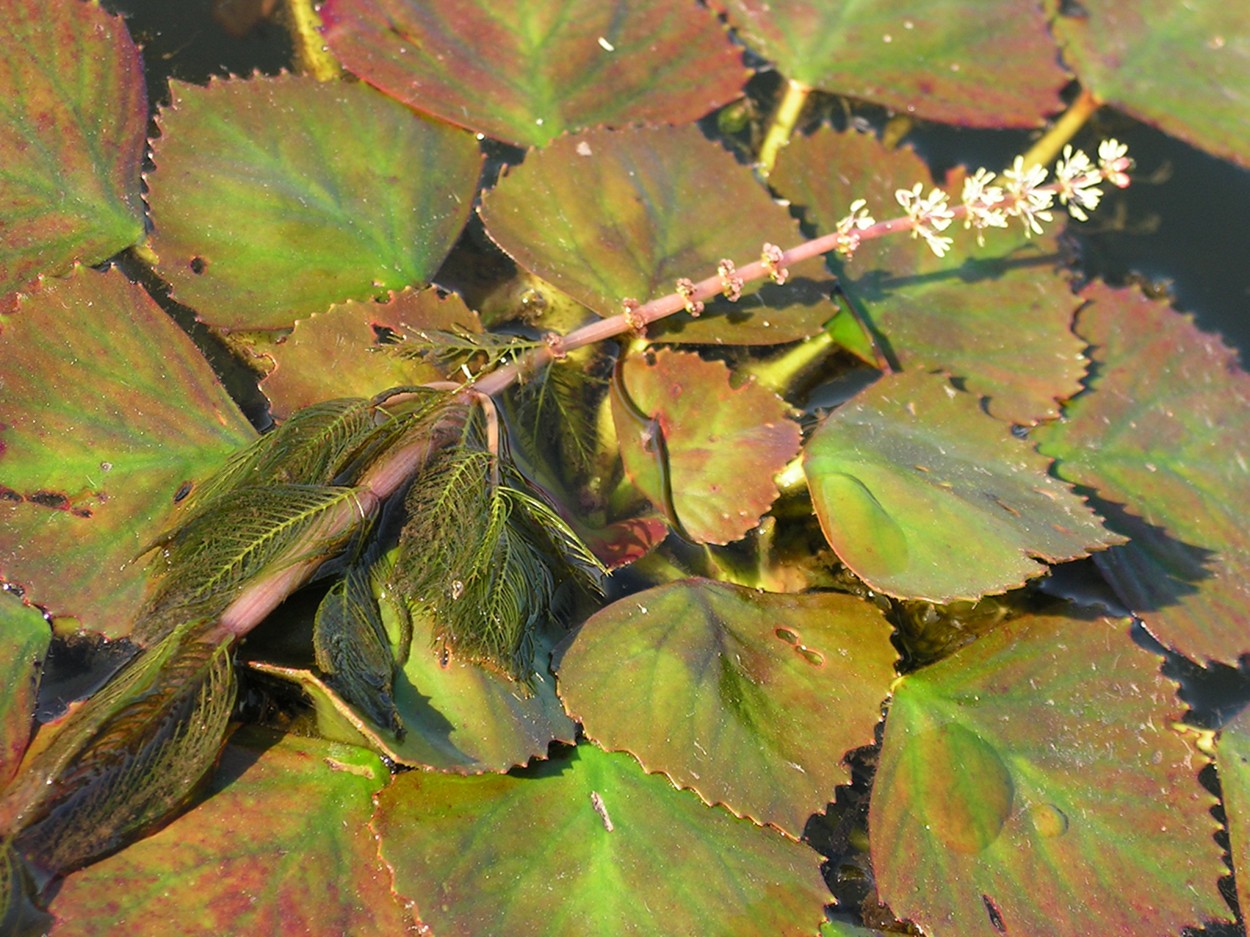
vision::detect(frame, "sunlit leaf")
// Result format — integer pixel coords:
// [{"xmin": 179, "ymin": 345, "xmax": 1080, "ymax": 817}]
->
[
  {"xmin": 0, "ymin": 267, "xmax": 255, "ymax": 637},
  {"xmin": 148, "ymin": 73, "xmax": 481, "ymax": 329},
  {"xmin": 612, "ymin": 348, "xmax": 801, "ymax": 545},
  {"xmin": 0, "ymin": 595, "xmax": 49, "ymax": 787},
  {"xmin": 261, "ymin": 287, "xmax": 482, "ymax": 420},
  {"xmin": 480, "ymin": 125, "xmax": 841, "ymax": 344},
  {"xmin": 1218, "ymin": 704, "xmax": 1250, "ymax": 928},
  {"xmin": 47, "ymin": 729, "xmax": 413, "ymax": 936},
  {"xmin": 322, "ymin": 0, "xmax": 747, "ymax": 147},
  {"xmin": 557, "ymin": 579, "xmax": 896, "ymax": 837},
  {"xmin": 771, "ymin": 127, "xmax": 1087, "ymax": 424},
  {"xmin": 0, "ymin": 0, "xmax": 146, "ymax": 301},
  {"xmin": 1050, "ymin": 1, "xmax": 1250, "ymax": 170},
  {"xmin": 870, "ymin": 610, "xmax": 1226, "ymax": 936},
  {"xmin": 377, "ymin": 743, "xmax": 829, "ymax": 936},
  {"xmin": 4, "ymin": 634, "xmax": 234, "ymax": 878},
  {"xmin": 714, "ymin": 0, "xmax": 1065, "ymax": 127},
  {"xmin": 804, "ymin": 370, "xmax": 1117, "ymax": 601},
  {"xmin": 1034, "ymin": 283, "xmax": 1250, "ymax": 663}
]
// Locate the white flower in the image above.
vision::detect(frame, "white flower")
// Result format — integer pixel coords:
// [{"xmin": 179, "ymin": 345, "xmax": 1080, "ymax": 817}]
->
[
  {"xmin": 961, "ymin": 167, "xmax": 1008, "ymax": 244},
  {"xmin": 1054, "ymin": 145, "xmax": 1103, "ymax": 222},
  {"xmin": 896, "ymin": 183, "xmax": 955, "ymax": 257},
  {"xmin": 833, "ymin": 199, "xmax": 876, "ymax": 257},
  {"xmin": 1002, "ymin": 156, "xmax": 1054, "ymax": 236},
  {"xmin": 1097, "ymin": 138, "xmax": 1132, "ymax": 188}
]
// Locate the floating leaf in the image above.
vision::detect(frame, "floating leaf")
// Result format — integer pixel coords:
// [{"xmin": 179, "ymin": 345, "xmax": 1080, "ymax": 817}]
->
[
  {"xmin": 480, "ymin": 125, "xmax": 841, "ymax": 344},
  {"xmin": 261, "ymin": 288, "xmax": 482, "ymax": 419},
  {"xmin": 612, "ymin": 348, "xmax": 800, "ymax": 544},
  {"xmin": 0, "ymin": 0, "xmax": 146, "ymax": 301},
  {"xmin": 771, "ymin": 127, "xmax": 1086, "ymax": 424},
  {"xmin": 46, "ymin": 729, "xmax": 413, "ymax": 936},
  {"xmin": 870, "ymin": 610, "xmax": 1226, "ymax": 936},
  {"xmin": 1218, "ymin": 704, "xmax": 1250, "ymax": 928},
  {"xmin": 557, "ymin": 579, "xmax": 896, "ymax": 837},
  {"xmin": 322, "ymin": 0, "xmax": 747, "ymax": 147},
  {"xmin": 1034, "ymin": 283, "xmax": 1250, "ymax": 663},
  {"xmin": 3, "ymin": 634, "xmax": 235, "ymax": 879},
  {"xmin": 0, "ymin": 595, "xmax": 49, "ymax": 787},
  {"xmin": 714, "ymin": 0, "xmax": 1066, "ymax": 127},
  {"xmin": 1051, "ymin": 1, "xmax": 1250, "ymax": 170},
  {"xmin": 253, "ymin": 612, "xmax": 576, "ymax": 773},
  {"xmin": 804, "ymin": 370, "xmax": 1117, "ymax": 601},
  {"xmin": 148, "ymin": 74, "xmax": 481, "ymax": 329},
  {"xmin": 0, "ymin": 268, "xmax": 255, "ymax": 637},
  {"xmin": 377, "ymin": 743, "xmax": 828, "ymax": 936}
]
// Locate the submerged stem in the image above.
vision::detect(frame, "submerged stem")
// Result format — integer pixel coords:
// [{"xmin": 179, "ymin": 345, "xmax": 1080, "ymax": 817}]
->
[{"xmin": 757, "ymin": 79, "xmax": 812, "ymax": 178}]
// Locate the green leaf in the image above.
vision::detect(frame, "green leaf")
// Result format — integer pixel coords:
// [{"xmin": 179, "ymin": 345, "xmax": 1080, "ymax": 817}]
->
[
  {"xmin": 870, "ymin": 610, "xmax": 1226, "ymax": 936},
  {"xmin": 377, "ymin": 743, "xmax": 829, "ymax": 936},
  {"xmin": 715, "ymin": 0, "xmax": 1066, "ymax": 127},
  {"xmin": 0, "ymin": 0, "xmax": 146, "ymax": 300},
  {"xmin": 148, "ymin": 74, "xmax": 481, "ymax": 329},
  {"xmin": 557, "ymin": 579, "xmax": 897, "ymax": 837},
  {"xmin": 612, "ymin": 348, "xmax": 801, "ymax": 544},
  {"xmin": 261, "ymin": 288, "xmax": 482, "ymax": 419},
  {"xmin": 4, "ymin": 634, "xmax": 235, "ymax": 878},
  {"xmin": 46, "ymin": 729, "xmax": 412, "ymax": 936},
  {"xmin": 0, "ymin": 267, "xmax": 255, "ymax": 637},
  {"xmin": 0, "ymin": 595, "xmax": 49, "ymax": 788},
  {"xmin": 1051, "ymin": 0, "xmax": 1250, "ymax": 170},
  {"xmin": 1034, "ymin": 283, "xmax": 1250, "ymax": 663},
  {"xmin": 480, "ymin": 124, "xmax": 842, "ymax": 344},
  {"xmin": 803, "ymin": 370, "xmax": 1117, "ymax": 601},
  {"xmin": 1217, "ymin": 704, "xmax": 1250, "ymax": 929},
  {"xmin": 322, "ymin": 0, "xmax": 748, "ymax": 147},
  {"xmin": 771, "ymin": 127, "xmax": 1087, "ymax": 424}
]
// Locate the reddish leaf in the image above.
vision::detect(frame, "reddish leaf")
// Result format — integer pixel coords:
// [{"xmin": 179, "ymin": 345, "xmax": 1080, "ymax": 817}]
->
[
  {"xmin": 871, "ymin": 611, "xmax": 1226, "ymax": 936},
  {"xmin": 0, "ymin": 268, "xmax": 255, "ymax": 636},
  {"xmin": 47, "ymin": 729, "xmax": 413, "ymax": 936},
  {"xmin": 1035, "ymin": 282, "xmax": 1250, "ymax": 663},
  {"xmin": 714, "ymin": 0, "xmax": 1066, "ymax": 127},
  {"xmin": 0, "ymin": 595, "xmax": 49, "ymax": 788},
  {"xmin": 0, "ymin": 0, "xmax": 146, "ymax": 301},
  {"xmin": 612, "ymin": 348, "xmax": 800, "ymax": 544},
  {"xmin": 557, "ymin": 579, "xmax": 897, "ymax": 837},
  {"xmin": 480, "ymin": 125, "xmax": 841, "ymax": 344},
  {"xmin": 148, "ymin": 74, "xmax": 481, "ymax": 329},
  {"xmin": 322, "ymin": 0, "xmax": 747, "ymax": 147},
  {"xmin": 261, "ymin": 288, "xmax": 482, "ymax": 419}
]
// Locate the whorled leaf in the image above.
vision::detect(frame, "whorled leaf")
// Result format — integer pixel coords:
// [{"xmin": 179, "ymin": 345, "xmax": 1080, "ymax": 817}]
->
[
  {"xmin": 147, "ymin": 73, "xmax": 481, "ymax": 329},
  {"xmin": 870, "ymin": 610, "xmax": 1226, "ymax": 936},
  {"xmin": 0, "ymin": 0, "xmax": 146, "ymax": 301},
  {"xmin": 1034, "ymin": 283, "xmax": 1250, "ymax": 663},
  {"xmin": 377, "ymin": 743, "xmax": 829, "ymax": 936},
  {"xmin": 322, "ymin": 0, "xmax": 748, "ymax": 148},
  {"xmin": 480, "ymin": 124, "xmax": 842, "ymax": 344},
  {"xmin": 0, "ymin": 267, "xmax": 255, "ymax": 637},
  {"xmin": 134, "ymin": 485, "xmax": 373, "ymax": 646},
  {"xmin": 713, "ymin": 0, "xmax": 1066, "ymax": 128},
  {"xmin": 771, "ymin": 127, "xmax": 1087, "ymax": 424},
  {"xmin": 46, "ymin": 729, "xmax": 413, "ymax": 936},
  {"xmin": 1050, "ymin": 0, "xmax": 1250, "ymax": 171},
  {"xmin": 0, "ymin": 595, "xmax": 48, "ymax": 789},
  {"xmin": 1217, "ymin": 703, "xmax": 1250, "ymax": 927},
  {"xmin": 804, "ymin": 370, "xmax": 1118, "ymax": 601},
  {"xmin": 612, "ymin": 348, "xmax": 801, "ymax": 545},
  {"xmin": 392, "ymin": 435, "xmax": 602, "ymax": 676},
  {"xmin": 261, "ymin": 287, "xmax": 482, "ymax": 420},
  {"xmin": 556, "ymin": 579, "xmax": 897, "ymax": 837},
  {"xmin": 1, "ymin": 633, "xmax": 235, "ymax": 881}
]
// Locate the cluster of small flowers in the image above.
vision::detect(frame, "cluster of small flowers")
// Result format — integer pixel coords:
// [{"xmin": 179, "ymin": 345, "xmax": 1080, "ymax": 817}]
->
[{"xmin": 833, "ymin": 139, "xmax": 1132, "ymax": 260}]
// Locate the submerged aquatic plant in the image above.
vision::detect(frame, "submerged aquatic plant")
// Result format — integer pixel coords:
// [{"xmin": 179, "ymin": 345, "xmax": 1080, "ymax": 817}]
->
[{"xmin": 1, "ymin": 1, "xmax": 1249, "ymax": 935}]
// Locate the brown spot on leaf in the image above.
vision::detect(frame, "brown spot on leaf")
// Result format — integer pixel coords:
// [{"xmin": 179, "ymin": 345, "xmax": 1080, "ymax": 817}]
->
[
  {"xmin": 173, "ymin": 481, "xmax": 193, "ymax": 503},
  {"xmin": 190, "ymin": 256, "xmax": 208, "ymax": 274},
  {"xmin": 0, "ymin": 486, "xmax": 21, "ymax": 504},
  {"xmin": 28, "ymin": 490, "xmax": 70, "ymax": 510}
]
